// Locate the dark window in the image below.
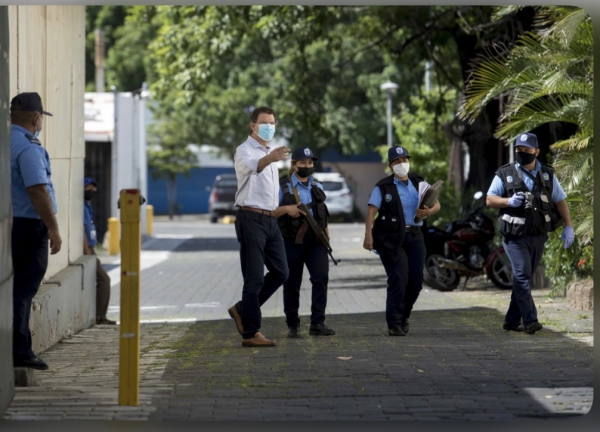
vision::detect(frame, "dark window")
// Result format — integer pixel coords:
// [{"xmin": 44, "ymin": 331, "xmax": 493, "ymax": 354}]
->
[
  {"xmin": 217, "ymin": 179, "xmax": 238, "ymax": 187},
  {"xmin": 321, "ymin": 181, "xmax": 343, "ymax": 191}
]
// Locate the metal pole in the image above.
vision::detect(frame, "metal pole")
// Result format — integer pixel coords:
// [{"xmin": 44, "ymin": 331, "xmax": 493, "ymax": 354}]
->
[
  {"xmin": 386, "ymin": 93, "xmax": 393, "ymax": 146},
  {"xmin": 119, "ymin": 189, "xmax": 141, "ymax": 406}
]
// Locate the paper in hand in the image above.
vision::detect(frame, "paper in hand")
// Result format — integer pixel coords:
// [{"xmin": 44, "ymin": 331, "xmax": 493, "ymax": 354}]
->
[{"xmin": 415, "ymin": 180, "xmax": 444, "ymax": 224}]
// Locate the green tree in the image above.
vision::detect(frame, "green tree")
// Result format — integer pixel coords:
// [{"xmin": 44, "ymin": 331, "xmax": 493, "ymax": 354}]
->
[
  {"xmin": 459, "ymin": 6, "xmax": 593, "ymax": 290},
  {"xmin": 85, "ymin": 6, "xmax": 130, "ymax": 91},
  {"xmin": 147, "ymin": 110, "xmax": 198, "ymax": 220}
]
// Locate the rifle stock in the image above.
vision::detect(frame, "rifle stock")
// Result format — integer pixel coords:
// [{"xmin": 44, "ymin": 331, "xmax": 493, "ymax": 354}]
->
[{"xmin": 297, "ymin": 203, "xmax": 341, "ymax": 266}]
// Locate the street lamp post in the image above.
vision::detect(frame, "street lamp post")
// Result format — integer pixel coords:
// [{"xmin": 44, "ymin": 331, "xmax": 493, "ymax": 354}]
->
[{"xmin": 380, "ymin": 81, "xmax": 399, "ymax": 146}]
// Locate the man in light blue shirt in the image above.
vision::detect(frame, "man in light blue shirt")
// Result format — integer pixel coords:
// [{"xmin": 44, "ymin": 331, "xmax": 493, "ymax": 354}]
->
[
  {"xmin": 228, "ymin": 106, "xmax": 290, "ymax": 348},
  {"xmin": 10, "ymin": 92, "xmax": 61, "ymax": 371},
  {"xmin": 486, "ymin": 132, "xmax": 574, "ymax": 335}
]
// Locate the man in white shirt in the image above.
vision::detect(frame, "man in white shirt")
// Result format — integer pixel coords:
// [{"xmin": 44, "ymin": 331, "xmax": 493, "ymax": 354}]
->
[{"xmin": 228, "ymin": 106, "xmax": 290, "ymax": 347}]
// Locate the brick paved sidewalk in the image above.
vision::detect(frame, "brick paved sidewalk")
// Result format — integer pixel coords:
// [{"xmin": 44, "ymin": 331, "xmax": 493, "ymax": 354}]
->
[
  {"xmin": 3, "ymin": 222, "xmax": 593, "ymax": 421},
  {"xmin": 4, "ymin": 305, "xmax": 592, "ymax": 420}
]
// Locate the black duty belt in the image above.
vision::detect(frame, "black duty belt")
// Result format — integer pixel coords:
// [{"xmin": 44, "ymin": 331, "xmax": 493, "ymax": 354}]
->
[{"xmin": 405, "ymin": 226, "xmax": 422, "ymax": 234}]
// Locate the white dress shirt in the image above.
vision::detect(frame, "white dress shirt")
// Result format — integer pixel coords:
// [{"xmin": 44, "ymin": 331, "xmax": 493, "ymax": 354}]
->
[{"xmin": 234, "ymin": 136, "xmax": 280, "ymax": 211}]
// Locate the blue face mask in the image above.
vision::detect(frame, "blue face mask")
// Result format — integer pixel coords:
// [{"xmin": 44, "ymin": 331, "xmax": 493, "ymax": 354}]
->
[
  {"xmin": 257, "ymin": 124, "xmax": 276, "ymax": 142},
  {"xmin": 34, "ymin": 128, "xmax": 41, "ymax": 138}
]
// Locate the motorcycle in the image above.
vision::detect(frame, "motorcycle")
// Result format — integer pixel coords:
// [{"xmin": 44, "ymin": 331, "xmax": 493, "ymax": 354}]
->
[{"xmin": 423, "ymin": 191, "xmax": 513, "ymax": 291}]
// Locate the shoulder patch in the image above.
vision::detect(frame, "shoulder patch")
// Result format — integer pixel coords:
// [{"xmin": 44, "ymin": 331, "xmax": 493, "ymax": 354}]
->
[
  {"xmin": 384, "ymin": 193, "xmax": 393, "ymax": 203},
  {"xmin": 542, "ymin": 172, "xmax": 550, "ymax": 181},
  {"xmin": 506, "ymin": 175, "xmax": 513, "ymax": 183}
]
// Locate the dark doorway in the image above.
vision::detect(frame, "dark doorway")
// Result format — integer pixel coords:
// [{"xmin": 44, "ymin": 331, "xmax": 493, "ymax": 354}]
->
[{"xmin": 84, "ymin": 141, "xmax": 112, "ymax": 244}]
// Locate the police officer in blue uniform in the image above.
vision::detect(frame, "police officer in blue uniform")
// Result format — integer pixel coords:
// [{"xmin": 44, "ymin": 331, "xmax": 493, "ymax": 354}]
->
[
  {"xmin": 275, "ymin": 147, "xmax": 335, "ymax": 338},
  {"xmin": 363, "ymin": 146, "xmax": 440, "ymax": 336},
  {"xmin": 487, "ymin": 132, "xmax": 574, "ymax": 334},
  {"xmin": 83, "ymin": 177, "xmax": 115, "ymax": 325},
  {"xmin": 10, "ymin": 92, "xmax": 61, "ymax": 370}
]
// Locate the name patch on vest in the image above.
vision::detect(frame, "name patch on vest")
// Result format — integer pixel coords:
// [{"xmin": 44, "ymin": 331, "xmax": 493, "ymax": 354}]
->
[
  {"xmin": 507, "ymin": 175, "xmax": 513, "ymax": 183},
  {"xmin": 384, "ymin": 193, "xmax": 392, "ymax": 203},
  {"xmin": 543, "ymin": 173, "xmax": 549, "ymax": 181}
]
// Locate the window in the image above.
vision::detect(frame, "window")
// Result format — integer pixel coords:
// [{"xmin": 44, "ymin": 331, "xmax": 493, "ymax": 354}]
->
[
  {"xmin": 321, "ymin": 181, "xmax": 344, "ymax": 192},
  {"xmin": 217, "ymin": 178, "xmax": 238, "ymax": 187}
]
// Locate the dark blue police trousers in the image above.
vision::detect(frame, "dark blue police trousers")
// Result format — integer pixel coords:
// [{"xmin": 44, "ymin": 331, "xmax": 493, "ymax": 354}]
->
[
  {"xmin": 12, "ymin": 217, "xmax": 49, "ymax": 360},
  {"xmin": 283, "ymin": 232, "xmax": 329, "ymax": 328},
  {"xmin": 379, "ymin": 232, "xmax": 426, "ymax": 328},
  {"xmin": 502, "ymin": 233, "xmax": 547, "ymax": 326},
  {"xmin": 234, "ymin": 209, "xmax": 289, "ymax": 339}
]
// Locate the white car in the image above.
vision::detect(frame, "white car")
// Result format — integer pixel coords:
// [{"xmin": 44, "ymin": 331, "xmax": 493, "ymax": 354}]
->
[{"xmin": 313, "ymin": 172, "xmax": 354, "ymax": 222}]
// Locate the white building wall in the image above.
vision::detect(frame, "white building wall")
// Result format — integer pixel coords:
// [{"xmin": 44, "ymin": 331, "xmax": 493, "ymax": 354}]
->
[{"xmin": 9, "ymin": 5, "xmax": 86, "ymax": 278}]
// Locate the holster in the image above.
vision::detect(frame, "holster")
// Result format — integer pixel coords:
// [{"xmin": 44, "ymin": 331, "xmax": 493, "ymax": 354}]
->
[{"xmin": 295, "ymin": 221, "xmax": 309, "ymax": 244}]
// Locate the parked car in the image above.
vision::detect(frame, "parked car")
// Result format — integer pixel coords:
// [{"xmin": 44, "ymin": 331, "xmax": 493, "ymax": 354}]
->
[
  {"xmin": 313, "ymin": 172, "xmax": 354, "ymax": 222},
  {"xmin": 208, "ymin": 174, "xmax": 238, "ymax": 223}
]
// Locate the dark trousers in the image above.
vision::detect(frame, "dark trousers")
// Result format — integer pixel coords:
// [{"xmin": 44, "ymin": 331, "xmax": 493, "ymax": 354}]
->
[
  {"xmin": 234, "ymin": 209, "xmax": 289, "ymax": 339},
  {"xmin": 502, "ymin": 233, "xmax": 547, "ymax": 326},
  {"xmin": 379, "ymin": 232, "xmax": 426, "ymax": 328},
  {"xmin": 283, "ymin": 233, "xmax": 329, "ymax": 327},
  {"xmin": 90, "ymin": 247, "xmax": 111, "ymax": 320},
  {"xmin": 12, "ymin": 217, "xmax": 49, "ymax": 360}
]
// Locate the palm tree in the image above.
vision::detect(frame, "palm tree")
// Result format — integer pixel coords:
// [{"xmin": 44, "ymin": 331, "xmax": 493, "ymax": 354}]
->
[{"xmin": 458, "ymin": 6, "xmax": 593, "ymax": 284}]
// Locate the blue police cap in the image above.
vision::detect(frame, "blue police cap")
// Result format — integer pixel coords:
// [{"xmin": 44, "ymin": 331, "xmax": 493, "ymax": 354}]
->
[
  {"xmin": 10, "ymin": 92, "xmax": 53, "ymax": 116},
  {"xmin": 388, "ymin": 146, "xmax": 411, "ymax": 163},
  {"xmin": 84, "ymin": 177, "xmax": 97, "ymax": 187},
  {"xmin": 291, "ymin": 147, "xmax": 319, "ymax": 161},
  {"xmin": 514, "ymin": 132, "xmax": 538, "ymax": 149}
]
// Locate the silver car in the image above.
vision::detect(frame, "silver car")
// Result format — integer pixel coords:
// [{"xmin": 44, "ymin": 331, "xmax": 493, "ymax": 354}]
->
[{"xmin": 314, "ymin": 172, "xmax": 354, "ymax": 222}]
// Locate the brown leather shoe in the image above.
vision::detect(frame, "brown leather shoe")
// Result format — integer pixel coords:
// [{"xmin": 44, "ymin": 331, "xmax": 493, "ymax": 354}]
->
[
  {"xmin": 228, "ymin": 305, "xmax": 243, "ymax": 336},
  {"xmin": 241, "ymin": 332, "xmax": 277, "ymax": 347}
]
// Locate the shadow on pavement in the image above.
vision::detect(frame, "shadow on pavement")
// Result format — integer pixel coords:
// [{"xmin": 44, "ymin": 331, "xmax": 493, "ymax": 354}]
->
[
  {"xmin": 142, "ymin": 237, "xmax": 240, "ymax": 252},
  {"xmin": 149, "ymin": 308, "xmax": 593, "ymax": 421}
]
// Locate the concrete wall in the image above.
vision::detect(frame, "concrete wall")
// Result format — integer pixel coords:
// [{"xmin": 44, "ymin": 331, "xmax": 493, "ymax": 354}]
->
[
  {"xmin": 9, "ymin": 5, "xmax": 86, "ymax": 278},
  {"xmin": 0, "ymin": 5, "xmax": 15, "ymax": 415},
  {"xmin": 5, "ymin": 6, "xmax": 96, "ymax": 377}
]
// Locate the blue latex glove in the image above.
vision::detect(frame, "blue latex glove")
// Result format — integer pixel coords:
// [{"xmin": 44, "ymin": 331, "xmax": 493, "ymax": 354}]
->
[
  {"xmin": 561, "ymin": 226, "xmax": 575, "ymax": 249},
  {"xmin": 507, "ymin": 194, "xmax": 524, "ymax": 208}
]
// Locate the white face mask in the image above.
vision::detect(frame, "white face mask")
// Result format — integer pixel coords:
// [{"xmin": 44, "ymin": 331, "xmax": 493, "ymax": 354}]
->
[{"xmin": 393, "ymin": 162, "xmax": 410, "ymax": 177}]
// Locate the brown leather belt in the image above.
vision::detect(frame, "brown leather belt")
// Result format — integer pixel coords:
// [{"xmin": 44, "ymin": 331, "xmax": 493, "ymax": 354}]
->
[{"xmin": 238, "ymin": 206, "xmax": 276, "ymax": 217}]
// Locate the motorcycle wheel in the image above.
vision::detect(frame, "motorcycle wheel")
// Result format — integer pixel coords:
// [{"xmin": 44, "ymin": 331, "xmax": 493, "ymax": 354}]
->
[
  {"xmin": 487, "ymin": 252, "xmax": 513, "ymax": 290},
  {"xmin": 424, "ymin": 254, "xmax": 460, "ymax": 291}
]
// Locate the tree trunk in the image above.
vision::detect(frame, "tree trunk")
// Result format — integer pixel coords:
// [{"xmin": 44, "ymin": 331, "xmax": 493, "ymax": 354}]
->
[{"xmin": 166, "ymin": 174, "xmax": 177, "ymax": 220}]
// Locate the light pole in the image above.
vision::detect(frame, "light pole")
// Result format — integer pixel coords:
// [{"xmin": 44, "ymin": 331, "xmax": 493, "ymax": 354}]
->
[{"xmin": 380, "ymin": 81, "xmax": 399, "ymax": 146}]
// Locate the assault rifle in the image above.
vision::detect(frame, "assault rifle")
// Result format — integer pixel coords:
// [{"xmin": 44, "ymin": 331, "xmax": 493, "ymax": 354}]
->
[
  {"xmin": 289, "ymin": 179, "xmax": 341, "ymax": 266},
  {"xmin": 297, "ymin": 202, "xmax": 341, "ymax": 266}
]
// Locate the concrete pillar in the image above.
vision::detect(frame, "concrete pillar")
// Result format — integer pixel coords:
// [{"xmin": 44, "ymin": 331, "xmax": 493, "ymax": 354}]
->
[{"xmin": 0, "ymin": 5, "xmax": 16, "ymax": 415}]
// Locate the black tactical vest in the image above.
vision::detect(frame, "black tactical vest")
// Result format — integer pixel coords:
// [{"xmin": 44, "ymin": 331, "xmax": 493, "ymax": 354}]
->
[
  {"xmin": 277, "ymin": 176, "xmax": 329, "ymax": 240},
  {"xmin": 495, "ymin": 162, "xmax": 563, "ymax": 237},
  {"xmin": 371, "ymin": 173, "xmax": 425, "ymax": 261}
]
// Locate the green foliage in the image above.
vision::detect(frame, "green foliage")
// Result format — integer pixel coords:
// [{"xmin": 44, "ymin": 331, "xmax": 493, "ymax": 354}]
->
[
  {"xmin": 147, "ymin": 115, "xmax": 198, "ymax": 182},
  {"xmin": 105, "ymin": 6, "xmax": 159, "ymax": 91},
  {"xmin": 459, "ymin": 6, "xmax": 594, "ymax": 288},
  {"xmin": 85, "ymin": 6, "xmax": 130, "ymax": 91}
]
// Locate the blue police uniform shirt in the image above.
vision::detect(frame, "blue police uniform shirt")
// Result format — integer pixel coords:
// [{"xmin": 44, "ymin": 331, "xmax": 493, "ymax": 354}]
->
[
  {"xmin": 10, "ymin": 124, "xmax": 58, "ymax": 219},
  {"xmin": 368, "ymin": 177, "xmax": 423, "ymax": 226},
  {"xmin": 279, "ymin": 172, "xmax": 324, "ymax": 216},
  {"xmin": 84, "ymin": 200, "xmax": 97, "ymax": 248},
  {"xmin": 487, "ymin": 160, "xmax": 567, "ymax": 203}
]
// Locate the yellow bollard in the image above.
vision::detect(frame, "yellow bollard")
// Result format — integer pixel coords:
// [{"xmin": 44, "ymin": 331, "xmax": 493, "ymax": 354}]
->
[
  {"xmin": 146, "ymin": 204, "xmax": 154, "ymax": 236},
  {"xmin": 118, "ymin": 189, "xmax": 142, "ymax": 406},
  {"xmin": 108, "ymin": 217, "xmax": 120, "ymax": 255}
]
